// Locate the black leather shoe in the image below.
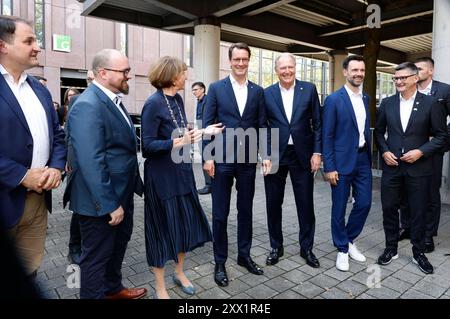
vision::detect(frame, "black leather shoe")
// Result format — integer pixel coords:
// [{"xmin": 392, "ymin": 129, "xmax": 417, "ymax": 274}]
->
[
  {"xmin": 413, "ymin": 253, "xmax": 434, "ymax": 274},
  {"xmin": 197, "ymin": 186, "xmax": 211, "ymax": 195},
  {"xmin": 424, "ymin": 238, "xmax": 435, "ymax": 253},
  {"xmin": 237, "ymin": 256, "xmax": 264, "ymax": 275},
  {"xmin": 377, "ymin": 249, "xmax": 398, "ymax": 265},
  {"xmin": 398, "ymin": 228, "xmax": 410, "ymax": 241},
  {"xmin": 214, "ymin": 263, "xmax": 229, "ymax": 287},
  {"xmin": 300, "ymin": 249, "xmax": 320, "ymax": 268},
  {"xmin": 266, "ymin": 247, "xmax": 284, "ymax": 265}
]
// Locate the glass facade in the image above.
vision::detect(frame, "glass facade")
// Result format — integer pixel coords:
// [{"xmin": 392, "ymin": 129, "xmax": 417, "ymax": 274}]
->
[
  {"xmin": 1, "ymin": 0, "xmax": 12, "ymax": 15},
  {"xmin": 35, "ymin": 0, "xmax": 45, "ymax": 48}
]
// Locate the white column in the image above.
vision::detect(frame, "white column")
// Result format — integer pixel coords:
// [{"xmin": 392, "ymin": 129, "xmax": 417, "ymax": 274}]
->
[
  {"xmin": 194, "ymin": 23, "xmax": 220, "ymax": 88},
  {"xmin": 328, "ymin": 50, "xmax": 348, "ymax": 93},
  {"xmin": 432, "ymin": 0, "xmax": 450, "ymax": 193}
]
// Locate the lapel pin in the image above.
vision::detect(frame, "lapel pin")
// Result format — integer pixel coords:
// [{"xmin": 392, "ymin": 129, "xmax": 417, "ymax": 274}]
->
[
  {"xmin": 413, "ymin": 108, "xmax": 418, "ymax": 111},
  {"xmin": 415, "ymin": 101, "xmax": 419, "ymax": 104},
  {"xmin": 300, "ymin": 87, "xmax": 303, "ymax": 90}
]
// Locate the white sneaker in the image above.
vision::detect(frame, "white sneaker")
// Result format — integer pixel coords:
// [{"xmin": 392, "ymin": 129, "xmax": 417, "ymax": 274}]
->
[
  {"xmin": 336, "ymin": 252, "xmax": 349, "ymax": 271},
  {"xmin": 348, "ymin": 243, "xmax": 366, "ymax": 262}
]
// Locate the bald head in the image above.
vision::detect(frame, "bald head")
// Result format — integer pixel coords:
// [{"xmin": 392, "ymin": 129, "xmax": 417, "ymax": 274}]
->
[{"xmin": 91, "ymin": 49, "xmax": 131, "ymax": 94}]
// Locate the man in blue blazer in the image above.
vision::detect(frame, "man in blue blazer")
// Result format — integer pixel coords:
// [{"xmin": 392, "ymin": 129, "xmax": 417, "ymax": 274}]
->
[
  {"xmin": 203, "ymin": 42, "xmax": 271, "ymax": 287},
  {"xmin": 0, "ymin": 16, "xmax": 66, "ymax": 277},
  {"xmin": 398, "ymin": 57, "xmax": 450, "ymax": 252},
  {"xmin": 375, "ymin": 62, "xmax": 448, "ymax": 275},
  {"xmin": 64, "ymin": 49, "xmax": 145, "ymax": 299},
  {"xmin": 263, "ymin": 53, "xmax": 321, "ymax": 268},
  {"xmin": 322, "ymin": 55, "xmax": 372, "ymax": 272}
]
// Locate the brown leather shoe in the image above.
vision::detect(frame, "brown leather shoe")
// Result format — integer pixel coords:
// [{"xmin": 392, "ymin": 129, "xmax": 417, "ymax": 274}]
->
[{"xmin": 105, "ymin": 287, "xmax": 147, "ymax": 299}]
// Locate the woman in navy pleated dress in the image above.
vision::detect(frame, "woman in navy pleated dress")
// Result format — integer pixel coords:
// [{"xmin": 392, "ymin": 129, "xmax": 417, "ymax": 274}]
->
[{"xmin": 141, "ymin": 56, "xmax": 222, "ymax": 299}]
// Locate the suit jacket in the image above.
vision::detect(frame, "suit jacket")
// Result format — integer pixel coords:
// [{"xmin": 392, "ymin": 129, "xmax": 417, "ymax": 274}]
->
[
  {"xmin": 322, "ymin": 86, "xmax": 371, "ymax": 175},
  {"xmin": 375, "ymin": 91, "xmax": 448, "ymax": 177},
  {"xmin": 430, "ymin": 80, "xmax": 450, "ymax": 152},
  {"xmin": 0, "ymin": 74, "xmax": 66, "ymax": 228},
  {"xmin": 264, "ymin": 80, "xmax": 321, "ymax": 169},
  {"xmin": 63, "ymin": 84, "xmax": 143, "ymax": 217},
  {"xmin": 195, "ymin": 95, "xmax": 207, "ymax": 128},
  {"xmin": 141, "ymin": 90, "xmax": 195, "ymax": 200},
  {"xmin": 203, "ymin": 76, "xmax": 267, "ymax": 164}
]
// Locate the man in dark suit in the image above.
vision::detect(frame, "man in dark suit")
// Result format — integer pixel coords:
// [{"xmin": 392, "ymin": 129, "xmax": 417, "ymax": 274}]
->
[
  {"xmin": 322, "ymin": 55, "xmax": 372, "ymax": 272},
  {"xmin": 398, "ymin": 57, "xmax": 450, "ymax": 252},
  {"xmin": 203, "ymin": 42, "xmax": 271, "ymax": 287},
  {"xmin": 263, "ymin": 53, "xmax": 321, "ymax": 268},
  {"xmin": 0, "ymin": 16, "xmax": 66, "ymax": 277},
  {"xmin": 64, "ymin": 49, "xmax": 146, "ymax": 299},
  {"xmin": 192, "ymin": 81, "xmax": 211, "ymax": 195},
  {"xmin": 375, "ymin": 62, "xmax": 447, "ymax": 275}
]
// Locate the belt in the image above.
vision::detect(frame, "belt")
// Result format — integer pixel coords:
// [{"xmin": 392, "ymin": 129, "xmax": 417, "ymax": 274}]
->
[{"xmin": 358, "ymin": 144, "xmax": 367, "ymax": 153}]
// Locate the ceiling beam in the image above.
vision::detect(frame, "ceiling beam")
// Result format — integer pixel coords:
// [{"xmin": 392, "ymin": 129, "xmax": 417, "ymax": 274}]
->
[{"xmin": 89, "ymin": 4, "xmax": 164, "ymax": 28}]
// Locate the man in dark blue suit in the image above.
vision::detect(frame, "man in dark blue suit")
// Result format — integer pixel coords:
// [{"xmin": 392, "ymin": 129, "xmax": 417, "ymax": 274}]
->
[
  {"xmin": 375, "ymin": 62, "xmax": 448, "ymax": 275},
  {"xmin": 263, "ymin": 53, "xmax": 321, "ymax": 268},
  {"xmin": 398, "ymin": 57, "xmax": 450, "ymax": 252},
  {"xmin": 64, "ymin": 49, "xmax": 146, "ymax": 299},
  {"xmin": 322, "ymin": 55, "xmax": 372, "ymax": 272},
  {"xmin": 203, "ymin": 42, "xmax": 271, "ymax": 287},
  {"xmin": 0, "ymin": 16, "xmax": 66, "ymax": 277}
]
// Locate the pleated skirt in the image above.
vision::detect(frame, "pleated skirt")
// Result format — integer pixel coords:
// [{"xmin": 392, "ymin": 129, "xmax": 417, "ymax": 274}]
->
[{"xmin": 144, "ymin": 179, "xmax": 212, "ymax": 268}]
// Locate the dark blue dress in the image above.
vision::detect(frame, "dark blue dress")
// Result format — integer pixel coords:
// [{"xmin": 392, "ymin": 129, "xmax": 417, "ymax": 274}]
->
[{"xmin": 141, "ymin": 90, "xmax": 212, "ymax": 267}]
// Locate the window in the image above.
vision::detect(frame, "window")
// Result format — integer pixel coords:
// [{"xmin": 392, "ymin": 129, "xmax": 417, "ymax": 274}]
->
[
  {"xmin": 184, "ymin": 35, "xmax": 193, "ymax": 67},
  {"xmin": 119, "ymin": 23, "xmax": 128, "ymax": 56},
  {"xmin": 35, "ymin": 0, "xmax": 44, "ymax": 48},
  {"xmin": 1, "ymin": 0, "xmax": 12, "ymax": 15}
]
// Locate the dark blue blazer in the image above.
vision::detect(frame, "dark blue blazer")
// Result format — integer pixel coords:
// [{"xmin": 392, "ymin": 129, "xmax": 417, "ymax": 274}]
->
[
  {"xmin": 203, "ymin": 76, "xmax": 267, "ymax": 163},
  {"xmin": 375, "ymin": 92, "xmax": 448, "ymax": 177},
  {"xmin": 322, "ymin": 86, "xmax": 371, "ymax": 175},
  {"xmin": 195, "ymin": 95, "xmax": 207, "ymax": 128},
  {"xmin": 430, "ymin": 80, "xmax": 450, "ymax": 152},
  {"xmin": 63, "ymin": 84, "xmax": 143, "ymax": 217},
  {"xmin": 0, "ymin": 75, "xmax": 66, "ymax": 228},
  {"xmin": 264, "ymin": 80, "xmax": 321, "ymax": 169},
  {"xmin": 141, "ymin": 90, "xmax": 195, "ymax": 200}
]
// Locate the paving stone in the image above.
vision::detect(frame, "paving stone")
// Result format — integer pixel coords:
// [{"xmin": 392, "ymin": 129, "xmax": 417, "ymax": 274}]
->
[
  {"xmin": 411, "ymin": 280, "xmax": 446, "ymax": 298},
  {"xmin": 245, "ymin": 284, "xmax": 278, "ymax": 299},
  {"xmin": 291, "ymin": 282, "xmax": 324, "ymax": 298},
  {"xmin": 320, "ymin": 287, "xmax": 353, "ymax": 299}
]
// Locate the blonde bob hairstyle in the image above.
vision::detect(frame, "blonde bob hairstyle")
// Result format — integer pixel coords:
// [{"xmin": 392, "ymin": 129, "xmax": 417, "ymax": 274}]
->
[{"xmin": 148, "ymin": 56, "xmax": 187, "ymax": 89}]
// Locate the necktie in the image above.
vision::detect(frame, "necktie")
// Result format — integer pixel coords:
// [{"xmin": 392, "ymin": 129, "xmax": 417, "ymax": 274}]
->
[{"xmin": 114, "ymin": 96, "xmax": 132, "ymax": 127}]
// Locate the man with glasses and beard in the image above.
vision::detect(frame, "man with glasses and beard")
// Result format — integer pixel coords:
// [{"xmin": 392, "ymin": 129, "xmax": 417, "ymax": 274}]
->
[
  {"xmin": 64, "ymin": 49, "xmax": 146, "ymax": 299},
  {"xmin": 375, "ymin": 62, "xmax": 447, "ymax": 274}
]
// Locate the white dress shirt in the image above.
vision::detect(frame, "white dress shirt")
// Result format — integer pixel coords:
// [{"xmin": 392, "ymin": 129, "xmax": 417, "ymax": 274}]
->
[
  {"xmin": 1, "ymin": 64, "xmax": 50, "ymax": 170},
  {"xmin": 418, "ymin": 80, "xmax": 432, "ymax": 96},
  {"xmin": 400, "ymin": 91, "xmax": 417, "ymax": 132},
  {"xmin": 229, "ymin": 74, "xmax": 248, "ymax": 116},
  {"xmin": 92, "ymin": 80, "xmax": 131, "ymax": 127},
  {"xmin": 279, "ymin": 82, "xmax": 295, "ymax": 144},
  {"xmin": 344, "ymin": 85, "xmax": 366, "ymax": 147}
]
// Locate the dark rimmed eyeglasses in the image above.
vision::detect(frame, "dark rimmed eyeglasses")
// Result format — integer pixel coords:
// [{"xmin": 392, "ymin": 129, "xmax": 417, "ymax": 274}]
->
[
  {"xmin": 103, "ymin": 67, "xmax": 131, "ymax": 76},
  {"xmin": 392, "ymin": 73, "xmax": 417, "ymax": 82}
]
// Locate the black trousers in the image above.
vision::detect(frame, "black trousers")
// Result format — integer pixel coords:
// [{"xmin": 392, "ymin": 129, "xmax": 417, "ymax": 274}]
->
[
  {"xmin": 69, "ymin": 213, "xmax": 81, "ymax": 252},
  {"xmin": 78, "ymin": 200, "xmax": 134, "ymax": 299},
  {"xmin": 381, "ymin": 166, "xmax": 430, "ymax": 255},
  {"xmin": 400, "ymin": 153, "xmax": 443, "ymax": 238},
  {"xmin": 264, "ymin": 146, "xmax": 316, "ymax": 251}
]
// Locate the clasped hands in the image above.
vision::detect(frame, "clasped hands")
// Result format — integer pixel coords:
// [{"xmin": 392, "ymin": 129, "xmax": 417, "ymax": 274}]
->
[
  {"xmin": 21, "ymin": 167, "xmax": 62, "ymax": 193},
  {"xmin": 382, "ymin": 149, "xmax": 423, "ymax": 166}
]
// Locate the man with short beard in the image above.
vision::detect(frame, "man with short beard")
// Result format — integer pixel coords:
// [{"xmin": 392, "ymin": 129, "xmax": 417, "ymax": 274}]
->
[
  {"xmin": 322, "ymin": 55, "xmax": 372, "ymax": 272},
  {"xmin": 64, "ymin": 49, "xmax": 146, "ymax": 299}
]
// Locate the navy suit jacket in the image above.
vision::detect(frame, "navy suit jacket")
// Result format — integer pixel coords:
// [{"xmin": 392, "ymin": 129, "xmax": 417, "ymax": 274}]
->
[
  {"xmin": 203, "ymin": 76, "xmax": 267, "ymax": 164},
  {"xmin": 63, "ymin": 84, "xmax": 143, "ymax": 217},
  {"xmin": 0, "ymin": 74, "xmax": 66, "ymax": 228},
  {"xmin": 430, "ymin": 80, "xmax": 450, "ymax": 152},
  {"xmin": 322, "ymin": 86, "xmax": 371, "ymax": 175},
  {"xmin": 375, "ymin": 92, "xmax": 448, "ymax": 177},
  {"xmin": 264, "ymin": 80, "xmax": 321, "ymax": 169}
]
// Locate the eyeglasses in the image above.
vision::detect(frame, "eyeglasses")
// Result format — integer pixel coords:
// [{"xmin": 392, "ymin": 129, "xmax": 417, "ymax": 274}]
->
[
  {"xmin": 392, "ymin": 74, "xmax": 417, "ymax": 82},
  {"xmin": 231, "ymin": 58, "xmax": 250, "ymax": 64},
  {"xmin": 103, "ymin": 67, "xmax": 131, "ymax": 76}
]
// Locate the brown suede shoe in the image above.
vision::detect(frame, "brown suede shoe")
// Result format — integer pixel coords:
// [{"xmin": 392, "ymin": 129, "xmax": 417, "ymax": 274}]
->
[{"xmin": 105, "ymin": 287, "xmax": 147, "ymax": 299}]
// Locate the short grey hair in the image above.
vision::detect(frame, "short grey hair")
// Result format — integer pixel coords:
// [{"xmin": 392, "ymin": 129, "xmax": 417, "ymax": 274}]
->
[
  {"xmin": 274, "ymin": 53, "xmax": 296, "ymax": 70},
  {"xmin": 92, "ymin": 49, "xmax": 122, "ymax": 76}
]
